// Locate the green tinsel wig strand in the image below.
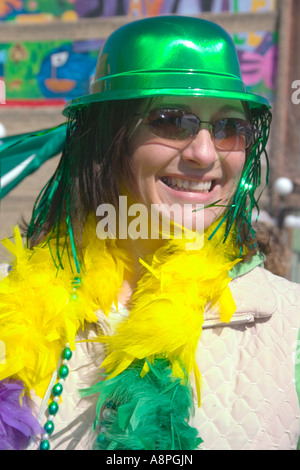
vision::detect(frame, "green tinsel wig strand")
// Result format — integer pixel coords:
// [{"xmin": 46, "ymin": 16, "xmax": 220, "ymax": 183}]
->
[
  {"xmin": 209, "ymin": 106, "xmax": 272, "ymax": 253},
  {"xmin": 26, "ymin": 110, "xmax": 83, "ymax": 273}
]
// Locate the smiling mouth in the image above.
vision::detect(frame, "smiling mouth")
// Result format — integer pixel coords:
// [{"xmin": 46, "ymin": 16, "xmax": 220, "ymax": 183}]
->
[{"xmin": 161, "ymin": 176, "xmax": 216, "ymax": 193}]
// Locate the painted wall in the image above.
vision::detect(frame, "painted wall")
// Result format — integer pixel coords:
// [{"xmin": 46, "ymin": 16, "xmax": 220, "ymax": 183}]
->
[{"xmin": 0, "ymin": 0, "xmax": 277, "ymax": 105}]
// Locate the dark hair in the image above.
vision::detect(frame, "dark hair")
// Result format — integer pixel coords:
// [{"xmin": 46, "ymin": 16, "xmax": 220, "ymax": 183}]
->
[
  {"xmin": 253, "ymin": 221, "xmax": 291, "ymax": 277},
  {"xmin": 27, "ymin": 99, "xmax": 146, "ymax": 251}
]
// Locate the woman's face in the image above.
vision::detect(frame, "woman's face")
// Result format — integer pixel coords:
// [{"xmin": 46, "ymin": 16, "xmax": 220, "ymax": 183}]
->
[{"xmin": 125, "ymin": 96, "xmax": 248, "ymax": 236}]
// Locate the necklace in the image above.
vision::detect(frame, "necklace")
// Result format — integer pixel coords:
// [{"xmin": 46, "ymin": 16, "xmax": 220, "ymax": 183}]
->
[
  {"xmin": 39, "ymin": 276, "xmax": 80, "ymax": 450},
  {"xmin": 39, "ymin": 343, "xmax": 73, "ymax": 450},
  {"xmin": 0, "ymin": 217, "xmax": 244, "ymax": 450}
]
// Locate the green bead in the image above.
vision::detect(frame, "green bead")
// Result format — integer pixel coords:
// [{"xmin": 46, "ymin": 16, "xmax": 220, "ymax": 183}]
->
[
  {"xmin": 97, "ymin": 434, "xmax": 106, "ymax": 444},
  {"xmin": 52, "ymin": 382, "xmax": 63, "ymax": 396},
  {"xmin": 105, "ymin": 400, "xmax": 116, "ymax": 409},
  {"xmin": 100, "ymin": 420, "xmax": 109, "ymax": 426},
  {"xmin": 40, "ymin": 440, "xmax": 50, "ymax": 450},
  {"xmin": 58, "ymin": 364, "xmax": 69, "ymax": 379},
  {"xmin": 44, "ymin": 420, "xmax": 55, "ymax": 435},
  {"xmin": 62, "ymin": 347, "xmax": 72, "ymax": 361},
  {"xmin": 48, "ymin": 401, "xmax": 59, "ymax": 415},
  {"xmin": 72, "ymin": 276, "xmax": 81, "ymax": 287}
]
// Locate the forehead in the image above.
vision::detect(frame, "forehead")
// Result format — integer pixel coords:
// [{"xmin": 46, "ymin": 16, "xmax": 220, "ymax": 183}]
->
[{"xmin": 150, "ymin": 96, "xmax": 246, "ymax": 117}]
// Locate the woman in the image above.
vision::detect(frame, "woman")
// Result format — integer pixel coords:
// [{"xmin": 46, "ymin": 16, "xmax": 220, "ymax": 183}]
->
[{"xmin": 0, "ymin": 15, "xmax": 299, "ymax": 451}]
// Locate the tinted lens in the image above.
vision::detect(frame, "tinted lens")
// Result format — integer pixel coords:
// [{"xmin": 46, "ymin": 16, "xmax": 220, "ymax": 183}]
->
[
  {"xmin": 147, "ymin": 109, "xmax": 200, "ymax": 140},
  {"xmin": 145, "ymin": 110, "xmax": 253, "ymax": 150},
  {"xmin": 212, "ymin": 118, "xmax": 253, "ymax": 151}
]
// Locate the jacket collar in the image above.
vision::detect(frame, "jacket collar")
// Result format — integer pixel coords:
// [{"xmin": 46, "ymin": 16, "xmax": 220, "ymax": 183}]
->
[
  {"xmin": 203, "ymin": 265, "xmax": 276, "ymax": 329},
  {"xmin": 106, "ymin": 254, "xmax": 273, "ymax": 331}
]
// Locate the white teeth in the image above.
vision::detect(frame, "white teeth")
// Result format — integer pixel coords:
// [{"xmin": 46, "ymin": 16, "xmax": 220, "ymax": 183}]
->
[
  {"xmin": 162, "ymin": 177, "xmax": 213, "ymax": 192},
  {"xmin": 190, "ymin": 181, "xmax": 199, "ymax": 190}
]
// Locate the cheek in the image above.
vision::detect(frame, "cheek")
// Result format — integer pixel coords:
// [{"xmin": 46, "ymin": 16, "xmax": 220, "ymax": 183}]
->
[
  {"xmin": 129, "ymin": 150, "xmax": 152, "ymax": 188},
  {"xmin": 125, "ymin": 145, "xmax": 159, "ymax": 203},
  {"xmin": 224, "ymin": 151, "xmax": 246, "ymax": 183},
  {"xmin": 129, "ymin": 140, "xmax": 174, "ymax": 182}
]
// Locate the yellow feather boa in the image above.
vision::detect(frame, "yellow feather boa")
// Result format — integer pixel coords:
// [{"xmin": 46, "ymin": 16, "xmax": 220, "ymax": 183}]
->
[
  {"xmin": 0, "ymin": 219, "xmax": 127, "ymax": 397},
  {"xmin": 96, "ymin": 222, "xmax": 242, "ymax": 406},
  {"xmin": 0, "ymin": 216, "xmax": 242, "ymax": 405}
]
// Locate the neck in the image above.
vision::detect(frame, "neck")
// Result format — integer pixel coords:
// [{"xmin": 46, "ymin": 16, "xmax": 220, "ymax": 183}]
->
[{"xmin": 116, "ymin": 237, "xmax": 165, "ymax": 307}]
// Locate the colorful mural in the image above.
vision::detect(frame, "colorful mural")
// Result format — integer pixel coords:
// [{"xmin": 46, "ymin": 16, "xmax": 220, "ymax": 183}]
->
[
  {"xmin": 0, "ymin": 0, "xmax": 77, "ymax": 21},
  {"xmin": 0, "ymin": 0, "xmax": 277, "ymax": 105},
  {"xmin": 0, "ymin": 0, "xmax": 276, "ymax": 21}
]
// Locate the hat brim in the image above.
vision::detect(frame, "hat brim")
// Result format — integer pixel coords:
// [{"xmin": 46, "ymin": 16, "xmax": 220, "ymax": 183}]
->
[{"xmin": 63, "ymin": 70, "xmax": 270, "ymax": 117}]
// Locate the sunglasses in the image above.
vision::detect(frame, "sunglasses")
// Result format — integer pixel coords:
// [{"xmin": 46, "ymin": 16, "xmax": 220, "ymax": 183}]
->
[{"xmin": 137, "ymin": 108, "xmax": 254, "ymax": 151}]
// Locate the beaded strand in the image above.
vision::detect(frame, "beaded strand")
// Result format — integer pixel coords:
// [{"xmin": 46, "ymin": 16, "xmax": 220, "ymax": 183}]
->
[
  {"xmin": 39, "ymin": 276, "xmax": 80, "ymax": 450},
  {"xmin": 39, "ymin": 344, "xmax": 72, "ymax": 450}
]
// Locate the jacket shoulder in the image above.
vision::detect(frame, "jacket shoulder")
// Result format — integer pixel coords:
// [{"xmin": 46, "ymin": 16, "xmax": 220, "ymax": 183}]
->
[
  {"xmin": 243, "ymin": 266, "xmax": 300, "ymax": 321},
  {"xmin": 257, "ymin": 266, "xmax": 300, "ymax": 303}
]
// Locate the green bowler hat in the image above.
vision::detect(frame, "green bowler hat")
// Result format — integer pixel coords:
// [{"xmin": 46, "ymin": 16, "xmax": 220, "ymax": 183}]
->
[{"xmin": 63, "ymin": 15, "xmax": 270, "ymax": 116}]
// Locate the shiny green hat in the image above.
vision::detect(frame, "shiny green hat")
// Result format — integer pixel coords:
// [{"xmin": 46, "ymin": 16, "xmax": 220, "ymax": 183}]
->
[{"xmin": 63, "ymin": 15, "xmax": 270, "ymax": 116}]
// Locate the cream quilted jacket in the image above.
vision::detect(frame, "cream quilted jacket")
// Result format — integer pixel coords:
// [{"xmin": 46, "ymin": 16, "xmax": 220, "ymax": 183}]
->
[{"xmin": 1, "ymin": 263, "xmax": 300, "ymax": 450}]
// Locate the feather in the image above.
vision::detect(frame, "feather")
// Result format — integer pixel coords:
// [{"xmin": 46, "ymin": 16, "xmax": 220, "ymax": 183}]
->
[
  {"xmin": 0, "ymin": 214, "xmax": 244, "ymax": 450},
  {"xmin": 80, "ymin": 220, "xmax": 244, "ymax": 450},
  {"xmin": 0, "ymin": 380, "xmax": 42, "ymax": 450},
  {"xmin": 95, "ymin": 221, "xmax": 242, "ymax": 406},
  {"xmin": 81, "ymin": 359, "xmax": 203, "ymax": 450},
  {"xmin": 0, "ymin": 216, "xmax": 127, "ymax": 397}
]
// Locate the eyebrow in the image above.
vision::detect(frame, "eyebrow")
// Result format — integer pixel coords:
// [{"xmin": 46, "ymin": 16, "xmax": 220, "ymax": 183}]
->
[
  {"xmin": 214, "ymin": 104, "xmax": 247, "ymax": 121},
  {"xmin": 153, "ymin": 101, "xmax": 247, "ymax": 118},
  {"xmin": 217, "ymin": 104, "xmax": 245, "ymax": 114}
]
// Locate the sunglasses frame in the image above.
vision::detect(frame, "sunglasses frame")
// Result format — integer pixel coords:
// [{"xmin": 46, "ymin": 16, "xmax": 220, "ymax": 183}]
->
[{"xmin": 133, "ymin": 107, "xmax": 255, "ymax": 151}]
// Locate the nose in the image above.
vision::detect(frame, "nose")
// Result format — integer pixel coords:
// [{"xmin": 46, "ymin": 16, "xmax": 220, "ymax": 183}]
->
[{"xmin": 181, "ymin": 128, "xmax": 218, "ymax": 168}]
